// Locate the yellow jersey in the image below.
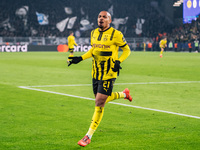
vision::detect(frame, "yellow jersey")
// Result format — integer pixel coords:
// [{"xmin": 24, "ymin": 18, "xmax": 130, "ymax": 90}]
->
[
  {"xmin": 81, "ymin": 27, "xmax": 131, "ymax": 80},
  {"xmin": 159, "ymin": 39, "xmax": 167, "ymax": 48},
  {"xmin": 68, "ymin": 35, "xmax": 77, "ymax": 49}
]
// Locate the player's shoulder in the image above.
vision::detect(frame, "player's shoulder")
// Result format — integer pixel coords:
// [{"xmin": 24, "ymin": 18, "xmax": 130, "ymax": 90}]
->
[
  {"xmin": 112, "ymin": 27, "xmax": 121, "ymax": 33},
  {"xmin": 109, "ymin": 27, "xmax": 124, "ymax": 38},
  {"xmin": 114, "ymin": 28, "xmax": 125, "ymax": 37},
  {"xmin": 91, "ymin": 28, "xmax": 98, "ymax": 33},
  {"xmin": 91, "ymin": 28, "xmax": 98, "ymax": 37}
]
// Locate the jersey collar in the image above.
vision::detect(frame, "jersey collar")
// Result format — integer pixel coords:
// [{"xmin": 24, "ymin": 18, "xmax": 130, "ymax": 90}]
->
[{"xmin": 98, "ymin": 27, "xmax": 111, "ymax": 32}]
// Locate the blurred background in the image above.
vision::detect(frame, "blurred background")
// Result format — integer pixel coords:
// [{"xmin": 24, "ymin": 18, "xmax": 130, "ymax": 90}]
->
[{"xmin": 0, "ymin": 0, "xmax": 199, "ymax": 52}]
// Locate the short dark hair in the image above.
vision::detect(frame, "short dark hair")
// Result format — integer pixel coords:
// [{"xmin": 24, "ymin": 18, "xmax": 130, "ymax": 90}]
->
[
  {"xmin": 69, "ymin": 31, "xmax": 73, "ymax": 35},
  {"xmin": 163, "ymin": 36, "xmax": 167, "ymax": 39}
]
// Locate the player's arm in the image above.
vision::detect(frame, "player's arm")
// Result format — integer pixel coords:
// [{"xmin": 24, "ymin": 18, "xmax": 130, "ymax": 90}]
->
[
  {"xmin": 68, "ymin": 47, "xmax": 93, "ymax": 66},
  {"xmin": 112, "ymin": 31, "xmax": 131, "ymax": 74},
  {"xmin": 115, "ymin": 31, "xmax": 131, "ymax": 63},
  {"xmin": 73, "ymin": 38, "xmax": 78, "ymax": 46},
  {"xmin": 79, "ymin": 29, "xmax": 95, "ymax": 60},
  {"xmin": 81, "ymin": 47, "xmax": 93, "ymax": 60},
  {"xmin": 68, "ymin": 30, "xmax": 94, "ymax": 66},
  {"xmin": 67, "ymin": 37, "xmax": 71, "ymax": 45},
  {"xmin": 119, "ymin": 44, "xmax": 131, "ymax": 63},
  {"xmin": 160, "ymin": 40, "xmax": 165, "ymax": 48}
]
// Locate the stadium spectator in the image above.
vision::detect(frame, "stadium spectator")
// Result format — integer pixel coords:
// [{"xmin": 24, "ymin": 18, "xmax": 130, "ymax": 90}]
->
[
  {"xmin": 147, "ymin": 41, "xmax": 152, "ymax": 51},
  {"xmin": 0, "ymin": 0, "xmax": 174, "ymax": 38},
  {"xmin": 0, "ymin": 0, "xmax": 199, "ymax": 52},
  {"xmin": 188, "ymin": 42, "xmax": 192, "ymax": 53},
  {"xmin": 168, "ymin": 40, "xmax": 173, "ymax": 51},
  {"xmin": 174, "ymin": 42, "xmax": 178, "ymax": 52},
  {"xmin": 194, "ymin": 38, "xmax": 199, "ymax": 53}
]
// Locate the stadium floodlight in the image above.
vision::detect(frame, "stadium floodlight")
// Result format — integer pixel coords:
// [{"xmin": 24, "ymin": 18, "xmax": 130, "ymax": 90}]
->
[
  {"xmin": 173, "ymin": 3, "xmax": 181, "ymax": 7},
  {"xmin": 173, "ymin": 0, "xmax": 183, "ymax": 7}
]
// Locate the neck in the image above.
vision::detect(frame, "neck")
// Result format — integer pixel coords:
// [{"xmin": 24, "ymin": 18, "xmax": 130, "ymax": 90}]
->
[{"xmin": 99, "ymin": 26, "xmax": 110, "ymax": 31}]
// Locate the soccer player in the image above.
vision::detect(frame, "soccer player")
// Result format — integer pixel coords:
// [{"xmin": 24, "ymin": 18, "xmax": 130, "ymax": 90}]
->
[
  {"xmin": 67, "ymin": 31, "xmax": 78, "ymax": 64},
  {"xmin": 159, "ymin": 36, "xmax": 167, "ymax": 57},
  {"xmin": 68, "ymin": 11, "xmax": 132, "ymax": 147}
]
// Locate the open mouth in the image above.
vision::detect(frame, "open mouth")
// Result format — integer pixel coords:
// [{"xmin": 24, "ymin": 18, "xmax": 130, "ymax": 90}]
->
[{"xmin": 99, "ymin": 21, "xmax": 103, "ymax": 24}]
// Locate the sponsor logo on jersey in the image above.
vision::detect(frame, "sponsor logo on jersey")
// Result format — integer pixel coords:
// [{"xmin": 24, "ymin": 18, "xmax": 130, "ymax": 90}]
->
[{"xmin": 92, "ymin": 44, "xmax": 110, "ymax": 49}]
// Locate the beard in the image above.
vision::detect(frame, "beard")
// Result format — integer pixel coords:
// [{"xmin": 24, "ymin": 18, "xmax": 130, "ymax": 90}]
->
[{"xmin": 98, "ymin": 24, "xmax": 104, "ymax": 29}]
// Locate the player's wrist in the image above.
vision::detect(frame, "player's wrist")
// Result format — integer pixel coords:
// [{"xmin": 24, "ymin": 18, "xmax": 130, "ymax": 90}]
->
[
  {"xmin": 115, "ymin": 60, "xmax": 121, "ymax": 64},
  {"xmin": 116, "ymin": 60, "xmax": 121, "ymax": 63}
]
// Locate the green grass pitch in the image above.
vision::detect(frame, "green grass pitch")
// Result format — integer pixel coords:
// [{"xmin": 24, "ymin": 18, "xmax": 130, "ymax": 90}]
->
[{"xmin": 0, "ymin": 51, "xmax": 200, "ymax": 150}]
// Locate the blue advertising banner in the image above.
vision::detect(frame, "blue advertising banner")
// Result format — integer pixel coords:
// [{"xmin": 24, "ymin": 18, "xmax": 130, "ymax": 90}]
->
[{"xmin": 183, "ymin": 0, "xmax": 200, "ymax": 23}]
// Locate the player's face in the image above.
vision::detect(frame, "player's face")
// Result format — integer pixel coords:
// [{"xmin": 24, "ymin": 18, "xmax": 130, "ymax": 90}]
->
[{"xmin": 98, "ymin": 11, "xmax": 111, "ymax": 31}]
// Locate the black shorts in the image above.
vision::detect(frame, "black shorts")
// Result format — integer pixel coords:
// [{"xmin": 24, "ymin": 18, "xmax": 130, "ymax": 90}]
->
[
  {"xmin": 69, "ymin": 48, "xmax": 74, "ymax": 53},
  {"xmin": 92, "ymin": 78, "xmax": 116, "ymax": 96}
]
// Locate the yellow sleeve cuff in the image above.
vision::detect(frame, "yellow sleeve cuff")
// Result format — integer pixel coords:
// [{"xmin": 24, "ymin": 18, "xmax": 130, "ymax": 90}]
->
[
  {"xmin": 119, "ymin": 44, "xmax": 131, "ymax": 62},
  {"xmin": 81, "ymin": 47, "xmax": 93, "ymax": 60}
]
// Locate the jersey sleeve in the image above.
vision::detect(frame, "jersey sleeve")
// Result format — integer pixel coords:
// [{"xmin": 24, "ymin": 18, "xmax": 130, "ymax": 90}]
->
[
  {"xmin": 81, "ymin": 47, "xmax": 93, "ymax": 60},
  {"xmin": 118, "ymin": 44, "xmax": 131, "ymax": 62},
  {"xmin": 73, "ymin": 38, "xmax": 78, "ymax": 46},
  {"xmin": 115, "ymin": 31, "xmax": 127, "ymax": 47},
  {"xmin": 67, "ymin": 36, "xmax": 71, "ymax": 43},
  {"xmin": 115, "ymin": 31, "xmax": 131, "ymax": 62},
  {"xmin": 159, "ymin": 40, "xmax": 163, "ymax": 47},
  {"xmin": 81, "ymin": 30, "xmax": 95, "ymax": 60},
  {"xmin": 90, "ymin": 29, "xmax": 95, "ymax": 46}
]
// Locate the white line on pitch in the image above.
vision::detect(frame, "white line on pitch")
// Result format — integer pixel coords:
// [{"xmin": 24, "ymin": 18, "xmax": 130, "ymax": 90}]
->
[
  {"xmin": 25, "ymin": 84, "xmax": 92, "ymax": 88},
  {"xmin": 18, "ymin": 86, "xmax": 200, "ymax": 119},
  {"xmin": 18, "ymin": 86, "xmax": 94, "ymax": 101},
  {"xmin": 24, "ymin": 81, "xmax": 200, "ymax": 87}
]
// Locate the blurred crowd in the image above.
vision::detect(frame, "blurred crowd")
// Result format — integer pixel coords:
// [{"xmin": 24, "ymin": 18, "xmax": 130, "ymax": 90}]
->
[
  {"xmin": 0, "ymin": 0, "xmax": 200, "ymax": 50},
  {"xmin": 169, "ymin": 16, "xmax": 200, "ymax": 43},
  {"xmin": 0, "ymin": 0, "xmax": 173, "ymax": 38},
  {"xmin": 145, "ymin": 16, "xmax": 200, "ymax": 52}
]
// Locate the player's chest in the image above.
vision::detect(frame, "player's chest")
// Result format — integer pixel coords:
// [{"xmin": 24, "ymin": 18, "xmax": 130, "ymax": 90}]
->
[{"xmin": 92, "ymin": 33, "xmax": 114, "ymax": 45}]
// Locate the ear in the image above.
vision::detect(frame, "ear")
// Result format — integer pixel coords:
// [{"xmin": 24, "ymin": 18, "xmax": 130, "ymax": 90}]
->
[{"xmin": 109, "ymin": 18, "xmax": 112, "ymax": 24}]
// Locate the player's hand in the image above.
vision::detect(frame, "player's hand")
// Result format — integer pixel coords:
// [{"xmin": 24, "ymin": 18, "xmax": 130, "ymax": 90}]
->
[
  {"xmin": 112, "ymin": 60, "xmax": 122, "ymax": 75},
  {"xmin": 68, "ymin": 56, "xmax": 83, "ymax": 66}
]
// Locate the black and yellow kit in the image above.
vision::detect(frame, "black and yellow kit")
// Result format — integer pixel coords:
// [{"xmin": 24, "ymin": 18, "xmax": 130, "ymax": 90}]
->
[
  {"xmin": 68, "ymin": 35, "xmax": 77, "ymax": 52},
  {"xmin": 81, "ymin": 27, "xmax": 131, "ymax": 81},
  {"xmin": 159, "ymin": 39, "xmax": 167, "ymax": 48}
]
